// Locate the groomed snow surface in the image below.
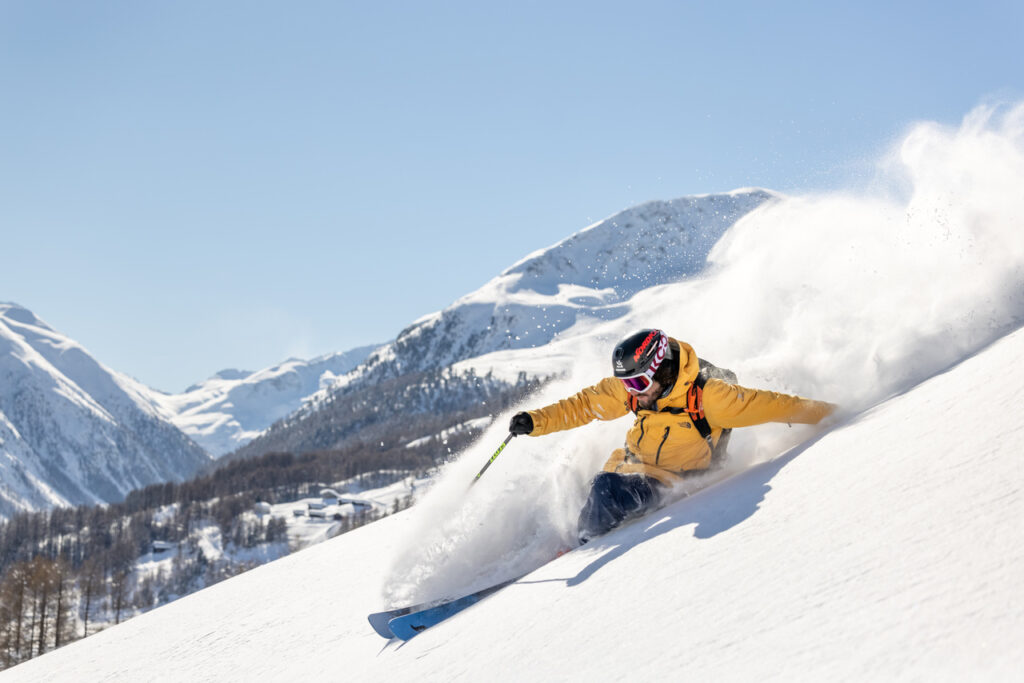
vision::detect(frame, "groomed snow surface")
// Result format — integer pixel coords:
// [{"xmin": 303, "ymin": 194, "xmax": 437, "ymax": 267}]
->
[{"xmin": 5, "ymin": 324, "xmax": 1022, "ymax": 681}]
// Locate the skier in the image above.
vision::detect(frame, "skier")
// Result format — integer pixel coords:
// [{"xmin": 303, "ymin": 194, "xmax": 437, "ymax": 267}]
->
[{"xmin": 508, "ymin": 329, "xmax": 836, "ymax": 543}]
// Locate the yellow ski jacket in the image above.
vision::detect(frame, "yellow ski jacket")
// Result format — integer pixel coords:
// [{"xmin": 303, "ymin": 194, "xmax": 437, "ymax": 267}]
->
[{"xmin": 526, "ymin": 338, "xmax": 835, "ymax": 486}]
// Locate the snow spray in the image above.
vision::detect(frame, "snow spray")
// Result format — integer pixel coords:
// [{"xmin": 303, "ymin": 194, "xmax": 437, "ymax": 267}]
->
[
  {"xmin": 678, "ymin": 102, "xmax": 1024, "ymax": 409},
  {"xmin": 381, "ymin": 101, "xmax": 1024, "ymax": 606}
]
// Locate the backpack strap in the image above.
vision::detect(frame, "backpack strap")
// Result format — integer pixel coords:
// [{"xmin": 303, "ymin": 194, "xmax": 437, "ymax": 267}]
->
[
  {"xmin": 686, "ymin": 373, "xmax": 731, "ymax": 468},
  {"xmin": 686, "ymin": 374, "xmax": 714, "ymax": 453}
]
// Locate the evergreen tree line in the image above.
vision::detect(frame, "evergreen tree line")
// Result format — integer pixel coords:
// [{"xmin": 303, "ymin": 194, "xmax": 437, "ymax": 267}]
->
[
  {"xmin": 0, "ymin": 508, "xmax": 293, "ymax": 670},
  {"xmin": 0, "ymin": 490, "xmax": 286, "ymax": 578},
  {"xmin": 0, "ymin": 556, "xmax": 75, "ymax": 668}
]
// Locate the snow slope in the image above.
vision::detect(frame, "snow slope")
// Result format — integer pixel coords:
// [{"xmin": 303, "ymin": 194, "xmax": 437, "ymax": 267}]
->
[{"xmin": 5, "ymin": 322, "xmax": 1022, "ymax": 682}]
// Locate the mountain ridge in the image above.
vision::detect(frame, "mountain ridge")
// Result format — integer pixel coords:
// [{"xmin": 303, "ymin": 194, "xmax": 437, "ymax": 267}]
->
[
  {"xmin": 153, "ymin": 345, "xmax": 381, "ymax": 457},
  {"xmin": 0, "ymin": 303, "xmax": 212, "ymax": 517}
]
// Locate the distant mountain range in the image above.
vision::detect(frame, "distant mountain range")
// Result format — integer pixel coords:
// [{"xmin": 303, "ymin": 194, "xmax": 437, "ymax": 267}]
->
[
  {"xmin": 0, "ymin": 189, "xmax": 776, "ymax": 517},
  {"xmin": 151, "ymin": 346, "xmax": 379, "ymax": 457}
]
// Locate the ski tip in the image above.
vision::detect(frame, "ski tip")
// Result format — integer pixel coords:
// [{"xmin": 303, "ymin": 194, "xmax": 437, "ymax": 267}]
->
[
  {"xmin": 368, "ymin": 613, "xmax": 396, "ymax": 639},
  {"xmin": 388, "ymin": 618, "xmax": 423, "ymax": 641},
  {"xmin": 368, "ymin": 607, "xmax": 413, "ymax": 639}
]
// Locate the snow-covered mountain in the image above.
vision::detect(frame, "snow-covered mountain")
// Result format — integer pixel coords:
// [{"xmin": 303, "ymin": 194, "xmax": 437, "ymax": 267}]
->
[
  {"xmin": 153, "ymin": 346, "xmax": 379, "ymax": 457},
  {"xmin": 226, "ymin": 189, "xmax": 774, "ymax": 464},
  {"xmin": 235, "ymin": 190, "xmax": 776, "ymax": 459},
  {"xmin": 331, "ymin": 189, "xmax": 776, "ymax": 387},
  {"xmin": 0, "ymin": 301, "xmax": 380, "ymax": 514},
  {"xmin": 0, "ymin": 303, "xmax": 212, "ymax": 518}
]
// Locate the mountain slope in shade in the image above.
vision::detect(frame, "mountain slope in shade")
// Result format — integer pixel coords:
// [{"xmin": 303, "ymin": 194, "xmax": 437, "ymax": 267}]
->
[{"xmin": 0, "ymin": 303, "xmax": 211, "ymax": 517}]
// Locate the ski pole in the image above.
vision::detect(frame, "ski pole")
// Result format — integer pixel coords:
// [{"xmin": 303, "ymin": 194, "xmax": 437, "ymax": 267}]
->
[{"xmin": 470, "ymin": 432, "xmax": 515, "ymax": 486}]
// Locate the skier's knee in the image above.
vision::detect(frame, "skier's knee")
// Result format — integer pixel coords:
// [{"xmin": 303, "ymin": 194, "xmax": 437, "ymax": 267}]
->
[
  {"xmin": 590, "ymin": 471, "xmax": 618, "ymax": 496},
  {"xmin": 577, "ymin": 473, "xmax": 622, "ymax": 543},
  {"xmin": 578, "ymin": 472, "xmax": 657, "ymax": 544}
]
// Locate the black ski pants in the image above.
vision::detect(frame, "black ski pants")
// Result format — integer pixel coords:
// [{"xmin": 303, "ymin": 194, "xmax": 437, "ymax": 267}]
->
[{"xmin": 577, "ymin": 471, "xmax": 664, "ymax": 544}]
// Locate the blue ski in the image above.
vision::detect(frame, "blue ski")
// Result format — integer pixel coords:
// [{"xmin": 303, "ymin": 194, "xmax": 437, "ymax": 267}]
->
[
  {"xmin": 367, "ymin": 578, "xmax": 514, "ymax": 639},
  {"xmin": 369, "ymin": 546, "xmax": 574, "ymax": 639},
  {"xmin": 386, "ymin": 577, "xmax": 517, "ymax": 640}
]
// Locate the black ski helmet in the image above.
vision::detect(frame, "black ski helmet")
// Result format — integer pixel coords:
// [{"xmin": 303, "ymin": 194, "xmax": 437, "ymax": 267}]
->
[{"xmin": 612, "ymin": 329, "xmax": 671, "ymax": 389}]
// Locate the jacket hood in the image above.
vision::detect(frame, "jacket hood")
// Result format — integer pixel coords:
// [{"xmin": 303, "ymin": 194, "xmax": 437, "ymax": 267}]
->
[{"xmin": 662, "ymin": 337, "xmax": 700, "ymax": 402}]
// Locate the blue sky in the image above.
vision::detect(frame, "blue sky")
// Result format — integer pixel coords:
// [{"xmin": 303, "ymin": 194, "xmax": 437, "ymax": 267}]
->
[{"xmin": 1, "ymin": 1, "xmax": 1021, "ymax": 392}]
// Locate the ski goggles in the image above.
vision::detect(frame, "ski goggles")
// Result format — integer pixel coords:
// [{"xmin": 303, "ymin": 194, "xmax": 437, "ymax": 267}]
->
[{"xmin": 619, "ymin": 372, "xmax": 656, "ymax": 394}]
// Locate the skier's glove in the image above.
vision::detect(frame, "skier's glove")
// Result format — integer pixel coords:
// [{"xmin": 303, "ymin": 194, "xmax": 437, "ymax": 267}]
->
[{"xmin": 509, "ymin": 412, "xmax": 534, "ymax": 436}]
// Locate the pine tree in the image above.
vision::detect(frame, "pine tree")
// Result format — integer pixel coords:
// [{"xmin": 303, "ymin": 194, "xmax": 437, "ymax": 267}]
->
[
  {"xmin": 28, "ymin": 556, "xmax": 53, "ymax": 658},
  {"xmin": 51, "ymin": 558, "xmax": 75, "ymax": 650},
  {"xmin": 109, "ymin": 568, "xmax": 131, "ymax": 625},
  {"xmin": 78, "ymin": 557, "xmax": 104, "ymax": 638}
]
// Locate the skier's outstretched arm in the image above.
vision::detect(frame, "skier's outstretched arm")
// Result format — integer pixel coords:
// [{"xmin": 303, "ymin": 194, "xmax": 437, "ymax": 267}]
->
[
  {"xmin": 703, "ymin": 378, "xmax": 836, "ymax": 429},
  {"xmin": 511, "ymin": 378, "xmax": 630, "ymax": 436}
]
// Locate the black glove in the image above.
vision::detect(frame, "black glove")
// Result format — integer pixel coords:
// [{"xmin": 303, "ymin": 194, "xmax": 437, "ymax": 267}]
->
[{"xmin": 508, "ymin": 412, "xmax": 534, "ymax": 436}]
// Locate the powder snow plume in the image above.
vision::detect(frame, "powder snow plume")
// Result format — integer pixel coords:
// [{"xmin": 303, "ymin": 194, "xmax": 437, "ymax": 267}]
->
[
  {"xmin": 682, "ymin": 101, "xmax": 1024, "ymax": 409},
  {"xmin": 380, "ymin": 102, "xmax": 1024, "ymax": 606}
]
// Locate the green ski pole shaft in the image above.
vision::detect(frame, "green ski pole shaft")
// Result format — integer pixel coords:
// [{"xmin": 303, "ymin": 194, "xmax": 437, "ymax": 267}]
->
[{"xmin": 471, "ymin": 433, "xmax": 515, "ymax": 486}]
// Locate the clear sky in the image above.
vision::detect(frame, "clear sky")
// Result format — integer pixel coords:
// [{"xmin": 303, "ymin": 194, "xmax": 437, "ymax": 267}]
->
[{"xmin": 2, "ymin": 1, "xmax": 1021, "ymax": 392}]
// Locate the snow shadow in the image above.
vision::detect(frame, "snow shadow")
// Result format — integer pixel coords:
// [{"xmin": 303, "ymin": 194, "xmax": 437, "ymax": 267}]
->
[{"xmin": 560, "ymin": 443, "xmax": 814, "ymax": 588}]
